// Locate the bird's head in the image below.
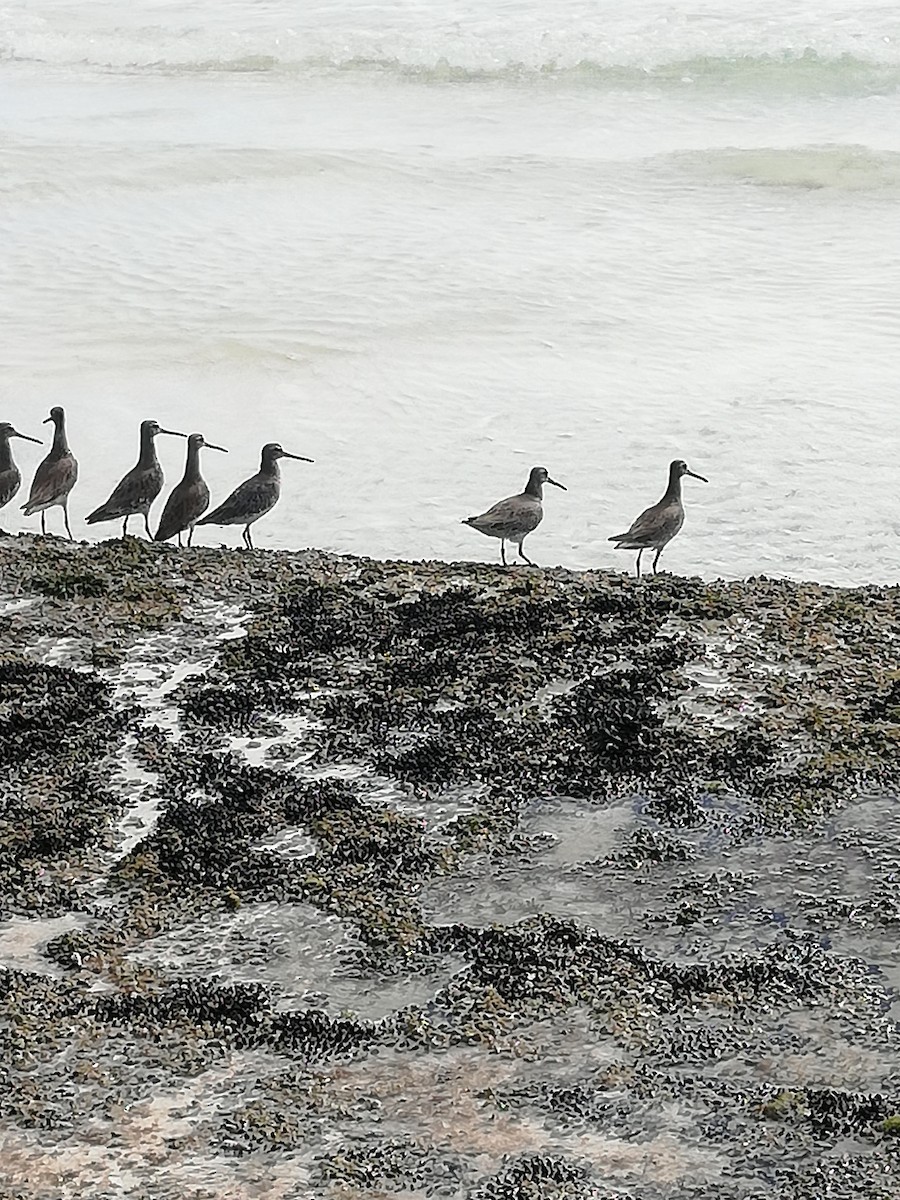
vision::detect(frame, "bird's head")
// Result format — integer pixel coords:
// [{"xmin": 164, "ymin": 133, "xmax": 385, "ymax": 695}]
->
[
  {"xmin": 189, "ymin": 433, "xmax": 227, "ymax": 453},
  {"xmin": 530, "ymin": 466, "xmax": 567, "ymax": 491},
  {"xmin": 0, "ymin": 422, "xmax": 41, "ymax": 445},
  {"xmin": 143, "ymin": 420, "xmax": 187, "ymax": 440},
  {"xmin": 672, "ymin": 459, "xmax": 708, "ymax": 483},
  {"xmin": 263, "ymin": 442, "xmax": 314, "ymax": 465}
]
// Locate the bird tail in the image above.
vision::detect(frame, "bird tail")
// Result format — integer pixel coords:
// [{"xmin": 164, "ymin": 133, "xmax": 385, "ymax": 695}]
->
[{"xmin": 85, "ymin": 507, "xmax": 111, "ymax": 525}]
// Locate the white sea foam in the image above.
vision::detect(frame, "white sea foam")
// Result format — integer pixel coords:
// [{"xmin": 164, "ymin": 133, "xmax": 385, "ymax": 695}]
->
[{"xmin": 3, "ymin": 0, "xmax": 900, "ymax": 77}]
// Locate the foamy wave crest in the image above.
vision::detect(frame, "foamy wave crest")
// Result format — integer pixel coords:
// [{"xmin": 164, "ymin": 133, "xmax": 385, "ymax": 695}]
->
[
  {"xmin": 3, "ymin": 2, "xmax": 900, "ymax": 94},
  {"xmin": 6, "ymin": 46, "xmax": 900, "ymax": 97},
  {"xmin": 300, "ymin": 51, "xmax": 900, "ymax": 95}
]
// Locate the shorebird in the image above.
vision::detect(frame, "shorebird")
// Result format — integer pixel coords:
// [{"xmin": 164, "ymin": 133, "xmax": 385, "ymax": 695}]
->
[
  {"xmin": 463, "ymin": 465, "xmax": 566, "ymax": 566},
  {"xmin": 196, "ymin": 442, "xmax": 313, "ymax": 549},
  {"xmin": 21, "ymin": 406, "xmax": 78, "ymax": 539},
  {"xmin": 86, "ymin": 419, "xmax": 186, "ymax": 538},
  {"xmin": 0, "ymin": 424, "xmax": 42, "ymax": 522},
  {"xmin": 154, "ymin": 433, "xmax": 227, "ymax": 547},
  {"xmin": 608, "ymin": 458, "xmax": 707, "ymax": 578}
]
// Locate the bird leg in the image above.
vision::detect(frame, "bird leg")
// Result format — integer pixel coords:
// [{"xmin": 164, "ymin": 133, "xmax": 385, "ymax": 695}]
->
[
  {"xmin": 176, "ymin": 531, "xmax": 183, "ymax": 549},
  {"xmin": 40, "ymin": 512, "xmax": 46, "ymax": 537},
  {"xmin": 187, "ymin": 526, "xmax": 193, "ymax": 548},
  {"xmin": 62, "ymin": 502, "xmax": 73, "ymax": 541},
  {"xmin": 652, "ymin": 548, "xmax": 662, "ymax": 575},
  {"xmin": 243, "ymin": 525, "xmax": 254, "ymax": 551},
  {"xmin": 635, "ymin": 549, "xmax": 643, "ymax": 579},
  {"xmin": 122, "ymin": 516, "xmax": 129, "ymax": 538},
  {"xmin": 143, "ymin": 513, "xmax": 152, "ymax": 539},
  {"xmin": 518, "ymin": 542, "xmax": 536, "ymax": 567},
  {"xmin": 500, "ymin": 541, "xmax": 507, "ymax": 567}
]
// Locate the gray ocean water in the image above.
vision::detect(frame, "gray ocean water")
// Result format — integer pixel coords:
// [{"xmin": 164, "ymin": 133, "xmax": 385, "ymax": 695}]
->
[{"xmin": 2, "ymin": 0, "xmax": 900, "ymax": 582}]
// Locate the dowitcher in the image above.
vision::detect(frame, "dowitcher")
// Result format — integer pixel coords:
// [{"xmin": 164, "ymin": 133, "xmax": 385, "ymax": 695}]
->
[
  {"xmin": 154, "ymin": 433, "xmax": 228, "ymax": 547},
  {"xmin": 86, "ymin": 419, "xmax": 186, "ymax": 538},
  {"xmin": 463, "ymin": 465, "xmax": 566, "ymax": 566},
  {"xmin": 196, "ymin": 442, "xmax": 313, "ymax": 549},
  {"xmin": 21, "ymin": 406, "xmax": 78, "ymax": 539},
  {"xmin": 0, "ymin": 424, "xmax": 42, "ymax": 523},
  {"xmin": 608, "ymin": 458, "xmax": 707, "ymax": 578}
]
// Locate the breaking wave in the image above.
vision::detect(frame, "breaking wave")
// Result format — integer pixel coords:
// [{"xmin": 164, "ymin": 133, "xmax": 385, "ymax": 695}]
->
[
  {"xmin": 3, "ymin": 3, "xmax": 900, "ymax": 96},
  {"xmin": 148, "ymin": 52, "xmax": 900, "ymax": 97}
]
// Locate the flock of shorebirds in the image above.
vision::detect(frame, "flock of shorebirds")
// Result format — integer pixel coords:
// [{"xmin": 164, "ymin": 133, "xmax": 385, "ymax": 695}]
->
[
  {"xmin": 463, "ymin": 459, "xmax": 706, "ymax": 577},
  {"xmin": 0, "ymin": 407, "xmax": 706, "ymax": 577},
  {"xmin": 0, "ymin": 409, "xmax": 311, "ymax": 552}
]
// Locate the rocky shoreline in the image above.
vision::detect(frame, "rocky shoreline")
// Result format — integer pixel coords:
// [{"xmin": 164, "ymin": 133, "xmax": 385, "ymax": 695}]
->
[{"xmin": 1, "ymin": 534, "xmax": 899, "ymax": 1198}]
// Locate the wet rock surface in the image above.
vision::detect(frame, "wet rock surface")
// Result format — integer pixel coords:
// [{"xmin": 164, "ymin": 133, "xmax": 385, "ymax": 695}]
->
[{"xmin": 0, "ymin": 533, "xmax": 899, "ymax": 1197}]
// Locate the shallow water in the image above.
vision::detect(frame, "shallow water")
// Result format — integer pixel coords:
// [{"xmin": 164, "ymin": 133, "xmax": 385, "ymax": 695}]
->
[{"xmin": 2, "ymin": 0, "xmax": 900, "ymax": 581}]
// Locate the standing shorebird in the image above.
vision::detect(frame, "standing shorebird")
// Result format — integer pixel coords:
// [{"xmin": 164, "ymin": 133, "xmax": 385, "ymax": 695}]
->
[
  {"xmin": 86, "ymin": 419, "xmax": 186, "ymax": 538},
  {"xmin": 196, "ymin": 442, "xmax": 313, "ymax": 549},
  {"xmin": 21, "ymin": 406, "xmax": 79, "ymax": 539},
  {"xmin": 462, "ymin": 465, "xmax": 566, "ymax": 567},
  {"xmin": 0, "ymin": 424, "xmax": 42, "ymax": 524},
  {"xmin": 608, "ymin": 459, "xmax": 707, "ymax": 578},
  {"xmin": 154, "ymin": 433, "xmax": 228, "ymax": 547}
]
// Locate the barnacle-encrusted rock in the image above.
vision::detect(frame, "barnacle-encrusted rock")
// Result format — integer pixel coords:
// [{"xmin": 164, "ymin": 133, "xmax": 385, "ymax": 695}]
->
[
  {"xmin": 0, "ymin": 659, "xmax": 131, "ymax": 916},
  {"xmin": 1, "ymin": 538, "xmax": 900, "ymax": 1197}
]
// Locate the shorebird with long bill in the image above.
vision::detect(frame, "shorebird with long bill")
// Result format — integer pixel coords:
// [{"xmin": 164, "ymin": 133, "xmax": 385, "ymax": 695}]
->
[
  {"xmin": 463, "ymin": 465, "xmax": 566, "ymax": 566},
  {"xmin": 86, "ymin": 419, "xmax": 186, "ymax": 538},
  {"xmin": 21, "ymin": 406, "xmax": 78, "ymax": 539},
  {"xmin": 0, "ymin": 423, "xmax": 42, "ymax": 525},
  {"xmin": 197, "ymin": 442, "xmax": 313, "ymax": 549},
  {"xmin": 155, "ymin": 433, "xmax": 228, "ymax": 547},
  {"xmin": 608, "ymin": 458, "xmax": 707, "ymax": 578}
]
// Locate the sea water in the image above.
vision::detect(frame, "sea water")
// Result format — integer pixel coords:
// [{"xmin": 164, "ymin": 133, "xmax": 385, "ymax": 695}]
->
[{"xmin": 2, "ymin": 0, "xmax": 900, "ymax": 582}]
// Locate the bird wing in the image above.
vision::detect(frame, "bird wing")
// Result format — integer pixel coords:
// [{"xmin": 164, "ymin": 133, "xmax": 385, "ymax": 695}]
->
[
  {"xmin": 155, "ymin": 480, "xmax": 209, "ymax": 542},
  {"xmin": 465, "ymin": 494, "xmax": 542, "ymax": 538},
  {"xmin": 22, "ymin": 455, "xmax": 78, "ymax": 512},
  {"xmin": 88, "ymin": 465, "xmax": 162, "ymax": 522},
  {"xmin": 200, "ymin": 473, "xmax": 273, "ymax": 525},
  {"xmin": 0, "ymin": 467, "xmax": 21, "ymax": 508},
  {"xmin": 609, "ymin": 499, "xmax": 682, "ymax": 548}
]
